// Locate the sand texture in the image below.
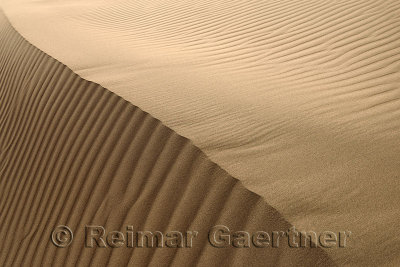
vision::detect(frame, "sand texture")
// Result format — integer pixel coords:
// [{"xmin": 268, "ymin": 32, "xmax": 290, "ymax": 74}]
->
[
  {"xmin": 1, "ymin": 0, "xmax": 400, "ymax": 265},
  {"xmin": 0, "ymin": 10, "xmax": 334, "ymax": 266}
]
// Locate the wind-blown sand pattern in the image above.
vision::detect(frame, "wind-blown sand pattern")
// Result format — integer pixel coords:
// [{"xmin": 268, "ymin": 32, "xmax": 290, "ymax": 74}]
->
[
  {"xmin": 1, "ymin": 0, "xmax": 400, "ymax": 265},
  {"xmin": 0, "ymin": 10, "xmax": 334, "ymax": 266}
]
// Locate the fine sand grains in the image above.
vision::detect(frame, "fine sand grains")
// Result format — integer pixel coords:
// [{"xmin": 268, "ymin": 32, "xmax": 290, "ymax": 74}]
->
[
  {"xmin": 1, "ymin": 0, "xmax": 400, "ymax": 265},
  {"xmin": 0, "ymin": 10, "xmax": 333, "ymax": 266}
]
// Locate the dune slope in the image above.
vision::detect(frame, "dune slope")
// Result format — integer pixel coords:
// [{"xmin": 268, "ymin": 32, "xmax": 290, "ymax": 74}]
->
[
  {"xmin": 0, "ymin": 10, "xmax": 334, "ymax": 266},
  {"xmin": 1, "ymin": 0, "xmax": 400, "ymax": 265}
]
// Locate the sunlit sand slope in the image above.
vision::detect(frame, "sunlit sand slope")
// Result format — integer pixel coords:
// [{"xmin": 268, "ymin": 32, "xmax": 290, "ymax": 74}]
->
[
  {"xmin": 1, "ymin": 0, "xmax": 400, "ymax": 265},
  {"xmin": 0, "ymin": 10, "xmax": 334, "ymax": 267}
]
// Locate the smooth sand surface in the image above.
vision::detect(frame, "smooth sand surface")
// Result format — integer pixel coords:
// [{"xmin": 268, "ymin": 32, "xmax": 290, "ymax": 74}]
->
[
  {"xmin": 0, "ymin": 11, "xmax": 334, "ymax": 266},
  {"xmin": 1, "ymin": 0, "xmax": 400, "ymax": 265}
]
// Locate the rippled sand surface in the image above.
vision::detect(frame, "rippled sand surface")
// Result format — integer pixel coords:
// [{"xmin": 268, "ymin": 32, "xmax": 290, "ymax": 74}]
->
[{"xmin": 1, "ymin": 0, "xmax": 400, "ymax": 265}]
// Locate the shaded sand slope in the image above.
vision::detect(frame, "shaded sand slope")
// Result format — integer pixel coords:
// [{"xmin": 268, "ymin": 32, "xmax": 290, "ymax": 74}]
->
[
  {"xmin": 2, "ymin": 0, "xmax": 400, "ymax": 265},
  {"xmin": 0, "ymin": 10, "xmax": 334, "ymax": 266}
]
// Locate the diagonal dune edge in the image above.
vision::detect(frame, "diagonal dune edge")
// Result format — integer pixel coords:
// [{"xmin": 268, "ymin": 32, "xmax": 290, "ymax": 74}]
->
[
  {"xmin": 0, "ymin": 9, "xmax": 336, "ymax": 266},
  {"xmin": 1, "ymin": 1, "xmax": 400, "ymax": 265}
]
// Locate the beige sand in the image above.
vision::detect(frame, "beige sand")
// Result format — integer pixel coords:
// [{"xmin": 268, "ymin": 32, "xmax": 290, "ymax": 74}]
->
[
  {"xmin": 0, "ymin": 10, "xmax": 334, "ymax": 266},
  {"xmin": 1, "ymin": 0, "xmax": 400, "ymax": 265}
]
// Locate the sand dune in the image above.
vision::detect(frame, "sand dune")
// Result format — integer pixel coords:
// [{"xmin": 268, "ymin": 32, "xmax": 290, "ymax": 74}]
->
[
  {"xmin": 0, "ymin": 10, "xmax": 334, "ymax": 266},
  {"xmin": 1, "ymin": 0, "xmax": 400, "ymax": 265}
]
